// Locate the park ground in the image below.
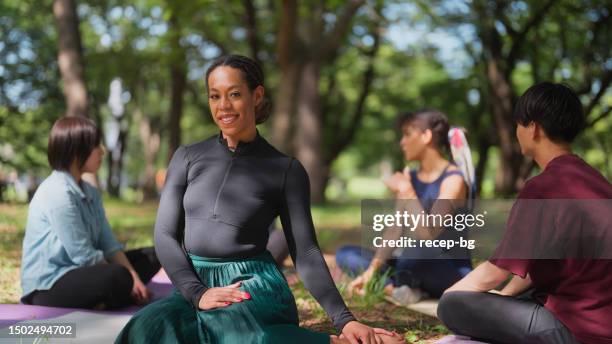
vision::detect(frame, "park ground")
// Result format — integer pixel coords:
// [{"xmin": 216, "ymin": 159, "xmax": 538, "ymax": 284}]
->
[{"xmin": 0, "ymin": 200, "xmax": 449, "ymax": 343}]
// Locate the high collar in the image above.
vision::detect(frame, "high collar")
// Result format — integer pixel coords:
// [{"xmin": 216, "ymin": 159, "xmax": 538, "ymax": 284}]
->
[{"xmin": 217, "ymin": 130, "xmax": 262, "ymax": 156}]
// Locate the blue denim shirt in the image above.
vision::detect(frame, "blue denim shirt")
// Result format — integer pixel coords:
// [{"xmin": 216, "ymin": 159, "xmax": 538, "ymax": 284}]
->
[{"xmin": 20, "ymin": 170, "xmax": 124, "ymax": 300}]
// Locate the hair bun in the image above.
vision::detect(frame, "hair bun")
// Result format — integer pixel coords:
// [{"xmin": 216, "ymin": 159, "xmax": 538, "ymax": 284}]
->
[{"xmin": 255, "ymin": 97, "xmax": 272, "ymax": 124}]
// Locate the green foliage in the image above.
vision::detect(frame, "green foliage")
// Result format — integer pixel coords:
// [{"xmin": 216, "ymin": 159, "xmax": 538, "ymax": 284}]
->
[
  {"xmin": 0, "ymin": 1, "xmax": 62, "ymax": 173},
  {"xmin": 0, "ymin": 0, "xmax": 609, "ymax": 197},
  {"xmin": 362, "ymin": 269, "xmax": 392, "ymax": 306},
  {"xmin": 404, "ymin": 323, "xmax": 449, "ymax": 343}
]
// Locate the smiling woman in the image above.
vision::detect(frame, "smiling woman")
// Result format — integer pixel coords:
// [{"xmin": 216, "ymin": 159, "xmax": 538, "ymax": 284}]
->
[
  {"xmin": 205, "ymin": 57, "xmax": 271, "ymax": 146},
  {"xmin": 116, "ymin": 55, "xmax": 405, "ymax": 344}
]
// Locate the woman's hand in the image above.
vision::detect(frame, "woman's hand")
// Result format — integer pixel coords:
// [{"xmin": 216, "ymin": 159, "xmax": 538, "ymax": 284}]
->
[
  {"xmin": 348, "ymin": 268, "xmax": 376, "ymax": 297},
  {"xmin": 131, "ymin": 276, "xmax": 151, "ymax": 305},
  {"xmin": 383, "ymin": 169, "xmax": 416, "ymax": 198},
  {"xmin": 340, "ymin": 321, "xmax": 403, "ymax": 344},
  {"xmin": 198, "ymin": 281, "xmax": 250, "ymax": 310}
]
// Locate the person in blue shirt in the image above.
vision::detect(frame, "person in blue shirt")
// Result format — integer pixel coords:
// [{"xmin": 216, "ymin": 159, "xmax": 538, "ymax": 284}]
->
[{"xmin": 20, "ymin": 116, "xmax": 160, "ymax": 309}]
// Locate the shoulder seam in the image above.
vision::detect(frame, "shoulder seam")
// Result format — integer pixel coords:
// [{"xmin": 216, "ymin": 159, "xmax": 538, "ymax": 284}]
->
[{"xmin": 281, "ymin": 157, "xmax": 296, "ymax": 196}]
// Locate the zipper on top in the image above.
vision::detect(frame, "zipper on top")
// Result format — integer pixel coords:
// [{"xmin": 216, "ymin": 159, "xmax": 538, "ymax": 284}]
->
[{"xmin": 213, "ymin": 157, "xmax": 234, "ymax": 217}]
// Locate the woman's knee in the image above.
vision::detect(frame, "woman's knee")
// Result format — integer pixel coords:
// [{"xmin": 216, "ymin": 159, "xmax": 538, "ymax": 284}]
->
[
  {"xmin": 437, "ymin": 291, "xmax": 471, "ymax": 330},
  {"xmin": 335, "ymin": 246, "xmax": 354, "ymax": 266},
  {"xmin": 335, "ymin": 246, "xmax": 370, "ymax": 272},
  {"xmin": 104, "ymin": 264, "xmax": 133, "ymax": 294}
]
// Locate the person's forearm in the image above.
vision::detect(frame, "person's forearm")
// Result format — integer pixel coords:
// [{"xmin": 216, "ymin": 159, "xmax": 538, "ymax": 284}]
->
[
  {"xmin": 109, "ymin": 251, "xmax": 139, "ymax": 279},
  {"xmin": 499, "ymin": 274, "xmax": 532, "ymax": 296},
  {"xmin": 445, "ymin": 261, "xmax": 510, "ymax": 293}
]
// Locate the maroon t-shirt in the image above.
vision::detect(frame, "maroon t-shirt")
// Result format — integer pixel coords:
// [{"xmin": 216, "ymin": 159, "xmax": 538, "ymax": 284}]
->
[{"xmin": 490, "ymin": 154, "xmax": 612, "ymax": 344}]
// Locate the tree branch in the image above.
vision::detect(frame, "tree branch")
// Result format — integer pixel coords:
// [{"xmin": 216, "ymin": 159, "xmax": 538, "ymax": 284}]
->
[
  {"xmin": 575, "ymin": 9, "xmax": 610, "ymax": 95},
  {"xmin": 506, "ymin": 0, "xmax": 557, "ymax": 71},
  {"xmin": 326, "ymin": 11, "xmax": 381, "ymax": 163},
  {"xmin": 584, "ymin": 69, "xmax": 612, "ymax": 117},
  {"xmin": 198, "ymin": 24, "xmax": 229, "ymax": 56},
  {"xmin": 498, "ymin": 14, "xmax": 518, "ymax": 38},
  {"xmin": 320, "ymin": 73, "xmax": 338, "ymax": 131},
  {"xmin": 319, "ymin": 0, "xmax": 365, "ymax": 61},
  {"xmin": 495, "ymin": 0, "xmax": 518, "ymax": 39},
  {"xmin": 587, "ymin": 107, "xmax": 611, "ymax": 128}
]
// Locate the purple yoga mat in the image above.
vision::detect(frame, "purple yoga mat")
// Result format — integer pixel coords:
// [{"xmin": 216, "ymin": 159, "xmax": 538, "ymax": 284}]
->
[
  {"xmin": 0, "ymin": 270, "xmax": 174, "ymax": 328},
  {"xmin": 436, "ymin": 335, "xmax": 489, "ymax": 344}
]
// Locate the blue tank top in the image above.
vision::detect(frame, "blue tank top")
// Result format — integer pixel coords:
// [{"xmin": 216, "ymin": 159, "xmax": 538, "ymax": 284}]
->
[
  {"xmin": 410, "ymin": 164, "xmax": 464, "ymax": 212},
  {"xmin": 408, "ymin": 165, "xmax": 472, "ymax": 266}
]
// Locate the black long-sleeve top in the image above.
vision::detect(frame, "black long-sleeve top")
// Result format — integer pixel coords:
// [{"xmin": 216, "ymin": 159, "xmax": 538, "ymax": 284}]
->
[{"xmin": 154, "ymin": 132, "xmax": 355, "ymax": 331}]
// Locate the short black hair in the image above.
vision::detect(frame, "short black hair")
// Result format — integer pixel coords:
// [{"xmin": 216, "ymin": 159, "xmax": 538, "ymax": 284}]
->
[
  {"xmin": 205, "ymin": 54, "xmax": 271, "ymax": 124},
  {"xmin": 48, "ymin": 116, "xmax": 102, "ymax": 171},
  {"xmin": 513, "ymin": 82, "xmax": 585, "ymax": 143},
  {"xmin": 397, "ymin": 108, "xmax": 450, "ymax": 152}
]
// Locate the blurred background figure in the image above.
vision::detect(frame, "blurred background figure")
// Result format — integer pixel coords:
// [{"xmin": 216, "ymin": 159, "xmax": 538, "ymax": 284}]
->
[
  {"xmin": 20, "ymin": 116, "xmax": 160, "ymax": 310},
  {"xmin": 336, "ymin": 109, "xmax": 475, "ymax": 302}
]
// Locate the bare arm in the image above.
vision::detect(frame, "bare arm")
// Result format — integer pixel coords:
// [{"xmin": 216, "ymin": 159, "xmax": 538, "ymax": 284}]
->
[
  {"xmin": 445, "ymin": 261, "xmax": 511, "ymax": 293},
  {"xmin": 499, "ymin": 274, "xmax": 532, "ymax": 296}
]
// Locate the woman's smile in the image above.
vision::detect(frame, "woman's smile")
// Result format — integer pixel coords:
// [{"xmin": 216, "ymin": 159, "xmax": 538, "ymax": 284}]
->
[{"xmin": 218, "ymin": 113, "xmax": 240, "ymax": 125}]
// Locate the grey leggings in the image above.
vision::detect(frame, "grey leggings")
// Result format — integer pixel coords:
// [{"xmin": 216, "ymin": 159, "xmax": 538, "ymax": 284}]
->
[{"xmin": 437, "ymin": 291, "xmax": 579, "ymax": 344}]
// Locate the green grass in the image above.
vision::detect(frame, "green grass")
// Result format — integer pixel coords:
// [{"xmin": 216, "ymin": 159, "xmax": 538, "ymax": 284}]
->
[{"xmin": 0, "ymin": 199, "xmax": 447, "ymax": 342}]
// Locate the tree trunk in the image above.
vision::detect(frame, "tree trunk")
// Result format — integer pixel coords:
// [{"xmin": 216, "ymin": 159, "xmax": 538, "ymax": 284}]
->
[
  {"xmin": 52, "ymin": 0, "xmax": 88, "ymax": 118},
  {"xmin": 474, "ymin": 136, "xmax": 490, "ymax": 197},
  {"xmin": 295, "ymin": 61, "xmax": 327, "ymax": 203},
  {"xmin": 271, "ymin": 61, "xmax": 301, "ymax": 153},
  {"xmin": 167, "ymin": 15, "xmax": 187, "ymax": 162},
  {"xmin": 274, "ymin": 0, "xmax": 366, "ymax": 203},
  {"xmin": 53, "ymin": 0, "xmax": 101, "ymax": 188},
  {"xmin": 486, "ymin": 59, "xmax": 523, "ymax": 195},
  {"xmin": 106, "ymin": 149, "xmax": 118, "ymax": 196},
  {"xmin": 106, "ymin": 120, "xmax": 129, "ymax": 197},
  {"xmin": 136, "ymin": 108, "xmax": 161, "ymax": 200},
  {"xmin": 475, "ymin": 0, "xmax": 556, "ymax": 195},
  {"xmin": 271, "ymin": 0, "xmax": 299, "ymax": 153},
  {"xmin": 168, "ymin": 64, "xmax": 186, "ymax": 162},
  {"xmin": 243, "ymin": 0, "xmax": 260, "ymax": 62}
]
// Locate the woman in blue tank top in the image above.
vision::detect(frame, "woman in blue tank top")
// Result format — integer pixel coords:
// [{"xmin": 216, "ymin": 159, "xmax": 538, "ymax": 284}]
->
[{"xmin": 336, "ymin": 109, "xmax": 473, "ymax": 301}]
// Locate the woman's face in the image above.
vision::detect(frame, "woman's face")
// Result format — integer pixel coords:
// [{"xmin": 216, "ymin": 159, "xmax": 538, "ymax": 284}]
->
[
  {"xmin": 81, "ymin": 145, "xmax": 105, "ymax": 174},
  {"xmin": 399, "ymin": 124, "xmax": 430, "ymax": 161},
  {"xmin": 207, "ymin": 66, "xmax": 262, "ymax": 140}
]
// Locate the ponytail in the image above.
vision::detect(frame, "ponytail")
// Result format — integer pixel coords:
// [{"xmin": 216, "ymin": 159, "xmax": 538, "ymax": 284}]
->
[{"xmin": 448, "ymin": 127, "xmax": 476, "ymax": 209}]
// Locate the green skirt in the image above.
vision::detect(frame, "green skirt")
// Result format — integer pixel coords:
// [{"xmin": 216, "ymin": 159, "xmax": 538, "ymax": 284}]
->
[{"xmin": 115, "ymin": 251, "xmax": 329, "ymax": 344}]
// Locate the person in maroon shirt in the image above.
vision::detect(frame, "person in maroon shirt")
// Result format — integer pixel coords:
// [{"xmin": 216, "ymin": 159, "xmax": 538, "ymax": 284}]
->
[{"xmin": 437, "ymin": 82, "xmax": 612, "ymax": 344}]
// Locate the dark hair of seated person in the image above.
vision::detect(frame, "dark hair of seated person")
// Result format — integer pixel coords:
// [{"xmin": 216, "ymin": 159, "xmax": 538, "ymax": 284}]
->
[
  {"xmin": 396, "ymin": 108, "xmax": 451, "ymax": 153},
  {"xmin": 513, "ymin": 82, "xmax": 585, "ymax": 143},
  {"xmin": 47, "ymin": 116, "xmax": 102, "ymax": 171}
]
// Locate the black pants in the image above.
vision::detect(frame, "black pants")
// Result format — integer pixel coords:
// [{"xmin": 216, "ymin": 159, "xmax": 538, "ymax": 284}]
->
[
  {"xmin": 27, "ymin": 247, "xmax": 160, "ymax": 309},
  {"xmin": 437, "ymin": 291, "xmax": 579, "ymax": 344}
]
